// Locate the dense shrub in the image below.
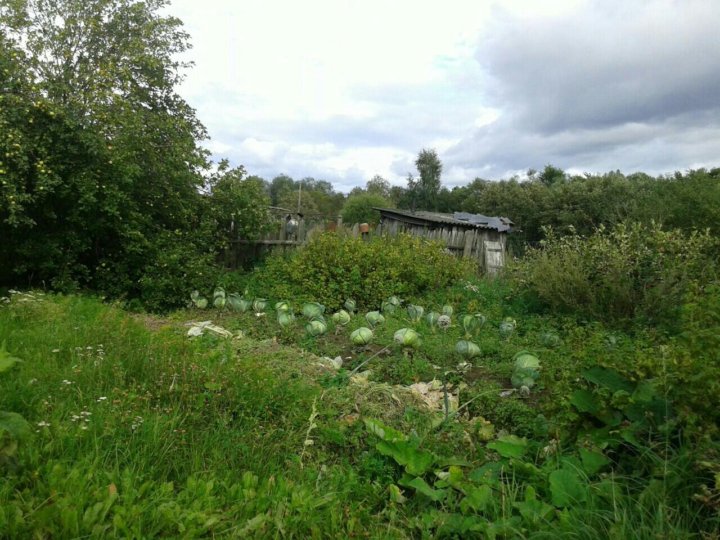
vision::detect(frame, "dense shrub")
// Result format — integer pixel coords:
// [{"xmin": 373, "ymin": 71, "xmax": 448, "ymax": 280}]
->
[
  {"xmin": 134, "ymin": 232, "xmax": 221, "ymax": 313},
  {"xmin": 509, "ymin": 222, "xmax": 719, "ymax": 327},
  {"xmin": 672, "ymin": 282, "xmax": 720, "ymax": 430},
  {"xmin": 249, "ymin": 233, "xmax": 472, "ymax": 309}
]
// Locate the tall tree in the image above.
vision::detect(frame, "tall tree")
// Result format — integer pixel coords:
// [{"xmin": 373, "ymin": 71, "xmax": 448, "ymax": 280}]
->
[
  {"xmin": 366, "ymin": 175, "xmax": 392, "ymax": 199},
  {"xmin": 0, "ymin": 0, "xmax": 214, "ymax": 301},
  {"xmin": 414, "ymin": 148, "xmax": 443, "ymax": 211},
  {"xmin": 206, "ymin": 161, "xmax": 271, "ymax": 246},
  {"xmin": 269, "ymin": 175, "xmax": 296, "ymax": 206},
  {"xmin": 537, "ymin": 164, "xmax": 566, "ymax": 187}
]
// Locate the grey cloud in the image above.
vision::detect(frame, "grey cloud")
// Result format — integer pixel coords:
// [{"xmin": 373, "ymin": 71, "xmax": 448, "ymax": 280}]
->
[
  {"xmin": 478, "ymin": 0, "xmax": 720, "ymax": 132},
  {"xmin": 445, "ymin": 0, "xmax": 720, "ymax": 179},
  {"xmin": 447, "ymin": 108, "xmax": 720, "ymax": 178}
]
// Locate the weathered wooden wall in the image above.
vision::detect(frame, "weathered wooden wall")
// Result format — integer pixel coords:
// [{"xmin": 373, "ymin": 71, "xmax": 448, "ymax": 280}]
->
[
  {"xmin": 375, "ymin": 218, "xmax": 507, "ymax": 274},
  {"xmin": 226, "ymin": 214, "xmax": 340, "ymax": 268}
]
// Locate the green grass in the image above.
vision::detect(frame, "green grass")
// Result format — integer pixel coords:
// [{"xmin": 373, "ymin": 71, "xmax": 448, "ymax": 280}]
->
[{"xmin": 0, "ymin": 287, "xmax": 716, "ymax": 538}]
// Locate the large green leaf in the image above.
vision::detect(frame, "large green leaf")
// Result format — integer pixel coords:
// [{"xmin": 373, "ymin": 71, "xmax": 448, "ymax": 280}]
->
[
  {"xmin": 549, "ymin": 468, "xmax": 588, "ymax": 507},
  {"xmin": 579, "ymin": 448, "xmax": 610, "ymax": 475},
  {"xmin": 487, "ymin": 434, "xmax": 528, "ymax": 459},
  {"xmin": 399, "ymin": 475, "xmax": 447, "ymax": 502},
  {"xmin": 513, "ymin": 486, "xmax": 554, "ymax": 526},
  {"xmin": 364, "ymin": 418, "xmax": 407, "ymax": 443},
  {"xmin": 468, "ymin": 462, "xmax": 503, "ymax": 487},
  {"xmin": 0, "ymin": 342, "xmax": 22, "ymax": 374},
  {"xmin": 570, "ymin": 389, "xmax": 600, "ymax": 414},
  {"xmin": 376, "ymin": 440, "xmax": 434, "ymax": 476},
  {"xmin": 583, "ymin": 366, "xmax": 634, "ymax": 393},
  {"xmin": 0, "ymin": 411, "xmax": 31, "ymax": 440},
  {"xmin": 460, "ymin": 484, "xmax": 493, "ymax": 513}
]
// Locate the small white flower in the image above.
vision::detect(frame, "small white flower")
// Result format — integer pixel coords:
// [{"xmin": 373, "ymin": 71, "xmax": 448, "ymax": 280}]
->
[
  {"xmin": 97, "ymin": 396, "xmax": 107, "ymax": 402},
  {"xmin": 70, "ymin": 415, "xmax": 80, "ymax": 422},
  {"xmin": 37, "ymin": 421, "xmax": 50, "ymax": 427},
  {"xmin": 61, "ymin": 380, "xmax": 73, "ymax": 385},
  {"xmin": 80, "ymin": 425, "xmax": 88, "ymax": 430},
  {"xmin": 52, "ymin": 349, "xmax": 60, "ymax": 353}
]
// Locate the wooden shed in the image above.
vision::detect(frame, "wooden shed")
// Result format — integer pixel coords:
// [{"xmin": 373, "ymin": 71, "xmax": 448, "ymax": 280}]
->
[{"xmin": 375, "ymin": 208, "xmax": 514, "ymax": 274}]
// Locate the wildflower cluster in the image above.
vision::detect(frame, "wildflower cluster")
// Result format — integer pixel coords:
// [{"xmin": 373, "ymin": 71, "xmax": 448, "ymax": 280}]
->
[{"xmin": 70, "ymin": 410, "xmax": 92, "ymax": 430}]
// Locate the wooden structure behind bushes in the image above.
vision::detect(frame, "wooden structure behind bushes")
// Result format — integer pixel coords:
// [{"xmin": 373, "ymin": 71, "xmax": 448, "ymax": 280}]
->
[
  {"xmin": 227, "ymin": 207, "xmax": 514, "ymax": 274},
  {"xmin": 374, "ymin": 208, "xmax": 513, "ymax": 274},
  {"xmin": 227, "ymin": 208, "xmax": 342, "ymax": 268}
]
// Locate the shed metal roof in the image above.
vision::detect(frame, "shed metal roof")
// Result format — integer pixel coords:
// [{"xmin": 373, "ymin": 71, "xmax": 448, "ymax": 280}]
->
[{"xmin": 375, "ymin": 208, "xmax": 513, "ymax": 232}]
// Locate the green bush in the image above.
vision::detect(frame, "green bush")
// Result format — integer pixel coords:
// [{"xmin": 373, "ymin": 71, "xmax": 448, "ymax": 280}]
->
[
  {"xmin": 671, "ymin": 282, "xmax": 720, "ymax": 431},
  {"xmin": 509, "ymin": 222, "xmax": 719, "ymax": 327},
  {"xmin": 249, "ymin": 233, "xmax": 472, "ymax": 310},
  {"xmin": 134, "ymin": 232, "xmax": 220, "ymax": 312}
]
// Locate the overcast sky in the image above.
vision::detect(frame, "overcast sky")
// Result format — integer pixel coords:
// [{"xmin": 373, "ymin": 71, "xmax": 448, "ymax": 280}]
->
[{"xmin": 169, "ymin": 0, "xmax": 720, "ymax": 192}]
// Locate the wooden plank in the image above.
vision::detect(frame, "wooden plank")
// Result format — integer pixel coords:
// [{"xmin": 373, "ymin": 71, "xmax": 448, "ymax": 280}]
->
[
  {"xmin": 484, "ymin": 240, "xmax": 504, "ymax": 276},
  {"xmin": 298, "ymin": 218, "xmax": 306, "ymax": 242},
  {"xmin": 462, "ymin": 230, "xmax": 474, "ymax": 258}
]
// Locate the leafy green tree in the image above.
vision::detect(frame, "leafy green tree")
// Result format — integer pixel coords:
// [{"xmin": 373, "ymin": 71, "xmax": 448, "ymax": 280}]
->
[
  {"xmin": 537, "ymin": 164, "xmax": 566, "ymax": 187},
  {"xmin": 341, "ymin": 193, "xmax": 391, "ymax": 225},
  {"xmin": 269, "ymin": 175, "xmax": 296, "ymax": 206},
  {"xmin": 0, "ymin": 36, "xmax": 132, "ymax": 289},
  {"xmin": 389, "ymin": 185, "xmax": 407, "ymax": 207},
  {"xmin": 414, "ymin": 148, "xmax": 443, "ymax": 210},
  {"xmin": 207, "ymin": 161, "xmax": 272, "ymax": 246},
  {"xmin": 300, "ymin": 177, "xmax": 345, "ymax": 216},
  {"xmin": 0, "ymin": 0, "xmax": 213, "ymax": 305},
  {"xmin": 366, "ymin": 175, "xmax": 392, "ymax": 199},
  {"xmin": 277, "ymin": 190, "xmax": 319, "ymax": 216}
]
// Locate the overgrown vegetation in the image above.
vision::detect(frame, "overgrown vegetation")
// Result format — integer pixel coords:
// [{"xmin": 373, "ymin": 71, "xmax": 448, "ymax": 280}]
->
[
  {"xmin": 2, "ymin": 270, "xmax": 719, "ymax": 537},
  {"xmin": 245, "ymin": 233, "xmax": 472, "ymax": 310},
  {"xmin": 510, "ymin": 222, "xmax": 719, "ymax": 327}
]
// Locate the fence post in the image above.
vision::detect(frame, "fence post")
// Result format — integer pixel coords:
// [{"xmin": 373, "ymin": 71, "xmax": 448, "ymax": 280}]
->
[
  {"xmin": 298, "ymin": 217, "xmax": 306, "ymax": 244},
  {"xmin": 279, "ymin": 216, "xmax": 287, "ymax": 242}
]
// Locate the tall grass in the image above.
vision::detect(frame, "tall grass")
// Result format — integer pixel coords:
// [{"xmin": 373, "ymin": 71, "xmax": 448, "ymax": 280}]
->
[{"xmin": 1, "ymin": 290, "xmax": 716, "ymax": 538}]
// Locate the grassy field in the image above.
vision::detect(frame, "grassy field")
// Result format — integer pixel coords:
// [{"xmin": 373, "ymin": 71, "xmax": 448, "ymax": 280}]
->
[{"xmin": 0, "ymin": 284, "xmax": 714, "ymax": 538}]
